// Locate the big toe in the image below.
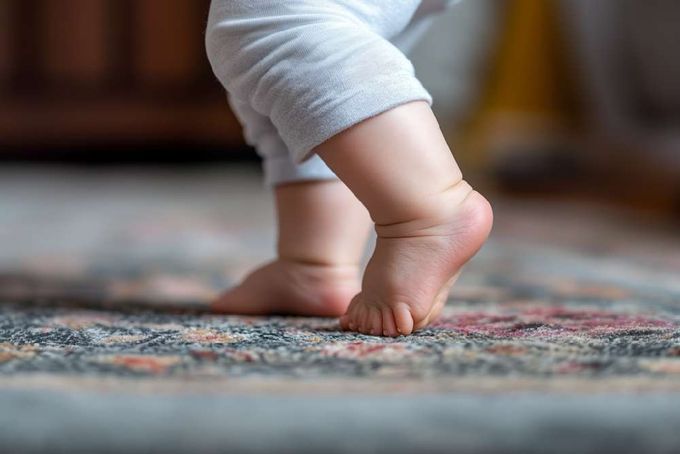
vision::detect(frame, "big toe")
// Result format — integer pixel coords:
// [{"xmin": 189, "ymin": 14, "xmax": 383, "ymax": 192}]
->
[{"xmin": 393, "ymin": 303, "xmax": 415, "ymax": 335}]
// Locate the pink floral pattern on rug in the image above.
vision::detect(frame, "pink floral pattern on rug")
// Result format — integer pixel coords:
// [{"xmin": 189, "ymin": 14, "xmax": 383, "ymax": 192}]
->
[{"xmin": 1, "ymin": 301, "xmax": 678, "ymax": 381}]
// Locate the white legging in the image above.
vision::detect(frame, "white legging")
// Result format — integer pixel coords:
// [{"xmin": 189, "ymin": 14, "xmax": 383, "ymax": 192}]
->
[{"xmin": 206, "ymin": 0, "xmax": 454, "ymax": 185}]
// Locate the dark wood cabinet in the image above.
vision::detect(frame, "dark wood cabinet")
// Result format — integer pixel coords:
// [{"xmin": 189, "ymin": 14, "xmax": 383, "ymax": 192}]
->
[{"xmin": 0, "ymin": 0, "xmax": 243, "ymax": 151}]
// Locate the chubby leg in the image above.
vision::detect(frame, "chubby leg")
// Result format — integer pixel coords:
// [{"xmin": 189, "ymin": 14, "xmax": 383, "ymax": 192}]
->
[
  {"xmin": 214, "ymin": 96, "xmax": 371, "ymax": 316},
  {"xmin": 207, "ymin": 2, "xmax": 487, "ymax": 328},
  {"xmin": 316, "ymin": 101, "xmax": 493, "ymax": 335},
  {"xmin": 213, "ymin": 180, "xmax": 371, "ymax": 316}
]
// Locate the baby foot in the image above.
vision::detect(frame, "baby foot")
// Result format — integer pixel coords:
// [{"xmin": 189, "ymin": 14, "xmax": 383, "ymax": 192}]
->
[
  {"xmin": 212, "ymin": 259, "xmax": 360, "ymax": 317},
  {"xmin": 340, "ymin": 181, "xmax": 493, "ymax": 336}
]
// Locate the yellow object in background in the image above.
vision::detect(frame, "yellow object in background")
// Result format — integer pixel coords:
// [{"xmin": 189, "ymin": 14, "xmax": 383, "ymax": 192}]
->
[{"xmin": 461, "ymin": 0, "xmax": 578, "ymax": 169}]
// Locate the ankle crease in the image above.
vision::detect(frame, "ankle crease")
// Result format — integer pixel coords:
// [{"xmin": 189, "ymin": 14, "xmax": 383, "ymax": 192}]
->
[
  {"xmin": 373, "ymin": 180, "xmax": 474, "ymax": 236},
  {"xmin": 277, "ymin": 254, "xmax": 360, "ymax": 269}
]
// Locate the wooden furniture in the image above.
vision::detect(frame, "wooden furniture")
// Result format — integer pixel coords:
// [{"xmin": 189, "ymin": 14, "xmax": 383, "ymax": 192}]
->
[{"xmin": 0, "ymin": 0, "xmax": 243, "ymax": 152}]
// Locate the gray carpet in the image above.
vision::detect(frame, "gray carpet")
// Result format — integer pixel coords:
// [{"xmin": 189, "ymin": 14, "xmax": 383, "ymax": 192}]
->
[
  {"xmin": 1, "ymin": 166, "xmax": 679, "ymax": 453},
  {"xmin": 2, "ymin": 390, "xmax": 680, "ymax": 454}
]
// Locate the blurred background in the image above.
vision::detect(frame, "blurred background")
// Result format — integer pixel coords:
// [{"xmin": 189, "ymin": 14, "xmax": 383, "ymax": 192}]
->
[{"xmin": 1, "ymin": 0, "xmax": 679, "ymax": 215}]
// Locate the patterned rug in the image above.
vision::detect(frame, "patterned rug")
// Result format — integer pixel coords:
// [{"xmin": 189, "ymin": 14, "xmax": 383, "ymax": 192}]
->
[{"xmin": 0, "ymin": 166, "xmax": 678, "ymax": 395}]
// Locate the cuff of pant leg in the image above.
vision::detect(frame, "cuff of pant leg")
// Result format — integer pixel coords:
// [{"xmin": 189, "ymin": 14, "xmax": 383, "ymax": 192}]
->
[
  {"xmin": 263, "ymin": 153, "xmax": 339, "ymax": 187},
  {"xmin": 283, "ymin": 76, "xmax": 433, "ymax": 164}
]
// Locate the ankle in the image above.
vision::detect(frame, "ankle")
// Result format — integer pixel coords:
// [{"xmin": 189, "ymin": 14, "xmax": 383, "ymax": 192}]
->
[
  {"xmin": 374, "ymin": 179, "xmax": 484, "ymax": 238},
  {"xmin": 274, "ymin": 179, "xmax": 371, "ymax": 271},
  {"xmin": 276, "ymin": 253, "xmax": 360, "ymax": 270}
]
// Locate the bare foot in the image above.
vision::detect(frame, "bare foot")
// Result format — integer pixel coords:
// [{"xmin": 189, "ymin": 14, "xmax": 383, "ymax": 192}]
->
[
  {"xmin": 340, "ymin": 182, "xmax": 493, "ymax": 336},
  {"xmin": 213, "ymin": 179, "xmax": 370, "ymax": 317},
  {"xmin": 212, "ymin": 259, "xmax": 360, "ymax": 317}
]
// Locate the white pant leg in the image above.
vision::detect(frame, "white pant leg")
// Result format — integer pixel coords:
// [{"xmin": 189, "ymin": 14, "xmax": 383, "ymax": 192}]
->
[
  {"xmin": 225, "ymin": 3, "xmax": 443, "ymax": 187},
  {"xmin": 228, "ymin": 95, "xmax": 337, "ymax": 186},
  {"xmin": 206, "ymin": 0, "xmax": 431, "ymax": 164}
]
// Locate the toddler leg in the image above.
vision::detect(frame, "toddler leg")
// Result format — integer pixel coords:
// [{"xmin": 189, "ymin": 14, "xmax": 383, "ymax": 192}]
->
[
  {"xmin": 214, "ymin": 97, "xmax": 371, "ymax": 316},
  {"xmin": 207, "ymin": 1, "xmax": 491, "ymax": 332},
  {"xmin": 316, "ymin": 101, "xmax": 493, "ymax": 335},
  {"xmin": 213, "ymin": 179, "xmax": 371, "ymax": 316}
]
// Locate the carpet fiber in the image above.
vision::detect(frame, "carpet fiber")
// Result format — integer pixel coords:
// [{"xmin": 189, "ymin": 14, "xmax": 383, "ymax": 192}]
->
[
  {"xmin": 1, "ymin": 299, "xmax": 678, "ymax": 390},
  {"xmin": 0, "ymin": 166, "xmax": 679, "ymax": 452}
]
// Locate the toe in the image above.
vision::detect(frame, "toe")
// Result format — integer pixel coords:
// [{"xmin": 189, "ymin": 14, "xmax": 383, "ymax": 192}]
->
[
  {"xmin": 348, "ymin": 306, "xmax": 360, "ymax": 332},
  {"xmin": 356, "ymin": 304, "xmax": 370, "ymax": 334},
  {"xmin": 381, "ymin": 307, "xmax": 399, "ymax": 337},
  {"xmin": 393, "ymin": 303, "xmax": 414, "ymax": 335},
  {"xmin": 346, "ymin": 298, "xmax": 361, "ymax": 331},
  {"xmin": 340, "ymin": 297, "xmax": 359, "ymax": 330},
  {"xmin": 367, "ymin": 306, "xmax": 382, "ymax": 336}
]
